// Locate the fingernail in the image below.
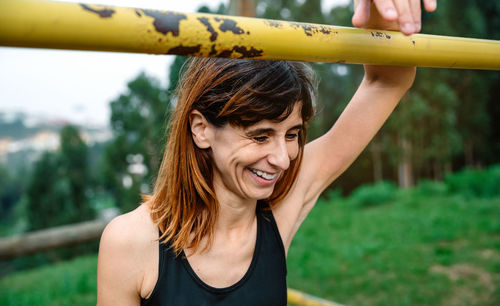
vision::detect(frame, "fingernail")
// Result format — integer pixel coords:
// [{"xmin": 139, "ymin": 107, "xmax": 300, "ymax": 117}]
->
[
  {"xmin": 402, "ymin": 23, "xmax": 414, "ymax": 33},
  {"xmin": 415, "ymin": 22, "xmax": 421, "ymax": 32},
  {"xmin": 385, "ymin": 8, "xmax": 397, "ymax": 19},
  {"xmin": 428, "ymin": 0, "xmax": 437, "ymax": 11}
]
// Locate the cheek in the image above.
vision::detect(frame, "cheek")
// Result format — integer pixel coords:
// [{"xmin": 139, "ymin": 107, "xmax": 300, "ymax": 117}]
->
[{"xmin": 288, "ymin": 141, "xmax": 300, "ymax": 161}]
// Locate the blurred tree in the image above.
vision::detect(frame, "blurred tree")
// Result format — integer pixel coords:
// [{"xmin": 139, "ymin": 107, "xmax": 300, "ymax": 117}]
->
[
  {"xmin": 26, "ymin": 152, "xmax": 74, "ymax": 230},
  {"xmin": 59, "ymin": 125, "xmax": 93, "ymax": 221},
  {"xmin": 26, "ymin": 125, "xmax": 93, "ymax": 231},
  {"xmin": 101, "ymin": 73, "xmax": 168, "ymax": 212},
  {"xmin": 411, "ymin": 0, "xmax": 495, "ymax": 174},
  {"xmin": 0, "ymin": 164, "xmax": 23, "ymax": 219}
]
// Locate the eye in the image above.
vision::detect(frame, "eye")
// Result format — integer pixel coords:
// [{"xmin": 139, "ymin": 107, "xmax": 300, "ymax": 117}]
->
[
  {"xmin": 253, "ymin": 136, "xmax": 268, "ymax": 143},
  {"xmin": 285, "ymin": 133, "xmax": 298, "ymax": 140}
]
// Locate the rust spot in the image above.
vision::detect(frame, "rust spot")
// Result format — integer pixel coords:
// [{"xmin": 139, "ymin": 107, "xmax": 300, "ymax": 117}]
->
[
  {"xmin": 412, "ymin": 40, "xmax": 416, "ymax": 46},
  {"xmin": 336, "ymin": 60, "xmax": 346, "ymax": 64},
  {"xmin": 209, "ymin": 45, "xmax": 217, "ymax": 56},
  {"xmin": 167, "ymin": 44, "xmax": 201, "ymax": 56},
  {"xmin": 142, "ymin": 10, "xmax": 187, "ymax": 36},
  {"xmin": 233, "ymin": 46, "xmax": 263, "ymax": 58},
  {"xmin": 217, "ymin": 49, "xmax": 234, "ymax": 58},
  {"xmin": 198, "ymin": 17, "xmax": 218, "ymax": 42},
  {"xmin": 158, "ymin": 38, "xmax": 162, "ymax": 42},
  {"xmin": 216, "ymin": 46, "xmax": 263, "ymax": 58},
  {"xmin": 301, "ymin": 24, "xmax": 314, "ymax": 36},
  {"xmin": 80, "ymin": 4, "xmax": 115, "ymax": 18},
  {"xmin": 216, "ymin": 18, "xmax": 245, "ymax": 35},
  {"xmin": 265, "ymin": 20, "xmax": 282, "ymax": 28},
  {"xmin": 318, "ymin": 26, "xmax": 332, "ymax": 35},
  {"xmin": 371, "ymin": 31, "xmax": 391, "ymax": 39},
  {"xmin": 291, "ymin": 22, "xmax": 331, "ymax": 36}
]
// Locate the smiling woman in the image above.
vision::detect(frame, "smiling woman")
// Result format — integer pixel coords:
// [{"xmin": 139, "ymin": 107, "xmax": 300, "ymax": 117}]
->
[{"xmin": 96, "ymin": 1, "xmax": 437, "ymax": 305}]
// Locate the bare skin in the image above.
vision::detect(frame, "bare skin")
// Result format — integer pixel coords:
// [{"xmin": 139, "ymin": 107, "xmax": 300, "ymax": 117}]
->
[{"xmin": 97, "ymin": 1, "xmax": 437, "ymax": 304}]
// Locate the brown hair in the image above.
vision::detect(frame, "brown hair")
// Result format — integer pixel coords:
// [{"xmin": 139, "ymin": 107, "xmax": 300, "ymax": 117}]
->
[{"xmin": 148, "ymin": 57, "xmax": 316, "ymax": 255}]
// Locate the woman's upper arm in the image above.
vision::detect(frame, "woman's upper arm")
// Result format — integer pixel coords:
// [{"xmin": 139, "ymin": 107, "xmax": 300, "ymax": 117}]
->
[
  {"xmin": 299, "ymin": 72, "xmax": 412, "ymax": 204},
  {"xmin": 97, "ymin": 216, "xmax": 143, "ymax": 306},
  {"xmin": 274, "ymin": 70, "xmax": 413, "ymax": 249}
]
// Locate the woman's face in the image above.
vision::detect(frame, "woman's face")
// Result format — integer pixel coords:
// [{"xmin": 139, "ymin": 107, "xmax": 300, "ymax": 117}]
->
[{"xmin": 208, "ymin": 103, "xmax": 303, "ymax": 203}]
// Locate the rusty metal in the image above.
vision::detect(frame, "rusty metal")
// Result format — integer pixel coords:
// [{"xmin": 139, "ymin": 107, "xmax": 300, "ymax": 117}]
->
[{"xmin": 1, "ymin": 0, "xmax": 499, "ymax": 70}]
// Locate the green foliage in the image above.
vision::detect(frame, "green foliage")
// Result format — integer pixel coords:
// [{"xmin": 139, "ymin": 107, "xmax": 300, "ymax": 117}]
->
[
  {"xmin": 3, "ymin": 180, "xmax": 500, "ymax": 306},
  {"xmin": 445, "ymin": 165, "xmax": 500, "ymax": 198},
  {"xmin": 0, "ymin": 164, "xmax": 21, "ymax": 218},
  {"xmin": 26, "ymin": 152, "xmax": 73, "ymax": 230},
  {"xmin": 60, "ymin": 125, "xmax": 93, "ymax": 221},
  {"xmin": 101, "ymin": 73, "xmax": 169, "ymax": 212},
  {"xmin": 348, "ymin": 181, "xmax": 397, "ymax": 208},
  {"xmin": 413, "ymin": 180, "xmax": 448, "ymax": 197},
  {"xmin": 26, "ymin": 125, "xmax": 94, "ymax": 231}
]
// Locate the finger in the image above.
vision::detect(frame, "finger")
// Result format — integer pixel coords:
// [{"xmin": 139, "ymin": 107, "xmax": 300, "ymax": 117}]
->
[
  {"xmin": 373, "ymin": 0, "xmax": 398, "ymax": 21},
  {"xmin": 423, "ymin": 0, "xmax": 437, "ymax": 12},
  {"xmin": 409, "ymin": 0, "xmax": 421, "ymax": 32},
  {"xmin": 394, "ymin": 0, "xmax": 415, "ymax": 35},
  {"xmin": 352, "ymin": 0, "xmax": 372, "ymax": 28}
]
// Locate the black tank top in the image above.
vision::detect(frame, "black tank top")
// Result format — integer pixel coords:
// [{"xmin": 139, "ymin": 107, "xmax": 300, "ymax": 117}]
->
[{"xmin": 141, "ymin": 204, "xmax": 287, "ymax": 306}]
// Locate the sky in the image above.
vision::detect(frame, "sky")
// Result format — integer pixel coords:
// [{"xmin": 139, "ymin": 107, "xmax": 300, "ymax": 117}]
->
[{"xmin": 0, "ymin": 0, "xmax": 349, "ymax": 127}]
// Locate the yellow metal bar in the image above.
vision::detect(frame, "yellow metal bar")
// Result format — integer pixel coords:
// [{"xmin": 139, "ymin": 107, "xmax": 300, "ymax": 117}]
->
[
  {"xmin": 288, "ymin": 288, "xmax": 344, "ymax": 306},
  {"xmin": 1, "ymin": 0, "xmax": 499, "ymax": 70}
]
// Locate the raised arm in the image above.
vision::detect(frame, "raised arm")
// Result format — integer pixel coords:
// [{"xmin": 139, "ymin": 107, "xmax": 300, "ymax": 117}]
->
[
  {"xmin": 300, "ymin": 0, "xmax": 437, "ymax": 202},
  {"xmin": 275, "ymin": 0, "xmax": 437, "ymax": 249}
]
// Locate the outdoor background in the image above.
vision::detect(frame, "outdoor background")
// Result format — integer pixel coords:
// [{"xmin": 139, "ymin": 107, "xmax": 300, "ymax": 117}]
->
[{"xmin": 1, "ymin": 0, "xmax": 499, "ymax": 305}]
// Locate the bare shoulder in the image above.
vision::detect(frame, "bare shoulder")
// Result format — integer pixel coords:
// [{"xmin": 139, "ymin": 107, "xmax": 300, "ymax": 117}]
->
[
  {"xmin": 97, "ymin": 203, "xmax": 159, "ymax": 305},
  {"xmin": 101, "ymin": 204, "xmax": 157, "ymax": 248}
]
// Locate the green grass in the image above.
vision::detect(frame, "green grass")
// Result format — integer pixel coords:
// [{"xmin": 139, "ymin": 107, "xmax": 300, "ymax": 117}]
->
[
  {"xmin": 287, "ymin": 189, "xmax": 500, "ymax": 305},
  {"xmin": 0, "ymin": 255, "xmax": 97, "ymax": 306},
  {"xmin": 1, "ymin": 178, "xmax": 499, "ymax": 305}
]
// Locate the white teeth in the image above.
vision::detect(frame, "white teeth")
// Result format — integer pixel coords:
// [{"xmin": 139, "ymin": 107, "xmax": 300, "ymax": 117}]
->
[{"xmin": 251, "ymin": 169, "xmax": 277, "ymax": 180}]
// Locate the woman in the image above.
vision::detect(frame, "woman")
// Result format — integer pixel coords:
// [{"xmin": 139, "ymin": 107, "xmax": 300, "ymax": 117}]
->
[{"xmin": 97, "ymin": 0, "xmax": 437, "ymax": 305}]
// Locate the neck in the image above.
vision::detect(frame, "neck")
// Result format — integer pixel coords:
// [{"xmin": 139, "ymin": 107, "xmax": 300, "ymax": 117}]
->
[{"xmin": 212, "ymin": 180, "xmax": 258, "ymax": 235}]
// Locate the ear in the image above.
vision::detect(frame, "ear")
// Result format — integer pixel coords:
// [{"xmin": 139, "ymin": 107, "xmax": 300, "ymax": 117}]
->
[{"xmin": 189, "ymin": 110, "xmax": 212, "ymax": 149}]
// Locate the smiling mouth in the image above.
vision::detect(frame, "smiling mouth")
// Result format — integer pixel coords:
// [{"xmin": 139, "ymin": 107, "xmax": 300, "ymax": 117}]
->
[{"xmin": 250, "ymin": 168, "xmax": 278, "ymax": 180}]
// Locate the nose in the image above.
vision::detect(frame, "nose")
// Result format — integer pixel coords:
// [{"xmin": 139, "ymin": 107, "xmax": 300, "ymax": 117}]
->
[{"xmin": 267, "ymin": 138, "xmax": 290, "ymax": 170}]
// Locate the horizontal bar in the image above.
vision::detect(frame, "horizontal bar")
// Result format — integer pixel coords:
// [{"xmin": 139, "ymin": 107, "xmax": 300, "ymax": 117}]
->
[
  {"xmin": 1, "ymin": 0, "xmax": 499, "ymax": 70},
  {"xmin": 288, "ymin": 288, "xmax": 345, "ymax": 306},
  {"xmin": 0, "ymin": 210, "xmax": 119, "ymax": 260},
  {"xmin": 0, "ymin": 219, "xmax": 107, "ymax": 260}
]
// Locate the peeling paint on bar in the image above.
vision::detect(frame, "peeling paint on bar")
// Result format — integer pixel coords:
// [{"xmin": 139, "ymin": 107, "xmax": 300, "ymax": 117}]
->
[
  {"xmin": 142, "ymin": 10, "xmax": 187, "ymax": 36},
  {"xmin": 80, "ymin": 3, "xmax": 114, "ymax": 18},
  {"xmin": 1, "ymin": 0, "xmax": 499, "ymax": 70}
]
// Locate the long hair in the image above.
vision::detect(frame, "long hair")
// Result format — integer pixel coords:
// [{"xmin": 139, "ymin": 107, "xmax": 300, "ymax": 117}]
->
[{"xmin": 148, "ymin": 57, "xmax": 316, "ymax": 255}]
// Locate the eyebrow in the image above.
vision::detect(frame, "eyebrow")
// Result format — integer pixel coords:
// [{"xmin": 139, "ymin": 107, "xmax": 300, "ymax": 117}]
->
[{"xmin": 246, "ymin": 124, "xmax": 303, "ymax": 137}]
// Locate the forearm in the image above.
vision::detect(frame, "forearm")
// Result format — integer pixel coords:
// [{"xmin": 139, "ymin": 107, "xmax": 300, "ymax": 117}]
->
[
  {"xmin": 326, "ymin": 65, "xmax": 414, "ymax": 165},
  {"xmin": 301, "ymin": 67, "xmax": 414, "ymax": 201}
]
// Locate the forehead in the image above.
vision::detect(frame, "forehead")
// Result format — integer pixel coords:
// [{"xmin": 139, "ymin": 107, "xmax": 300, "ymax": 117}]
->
[{"xmin": 243, "ymin": 102, "xmax": 303, "ymax": 130}]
